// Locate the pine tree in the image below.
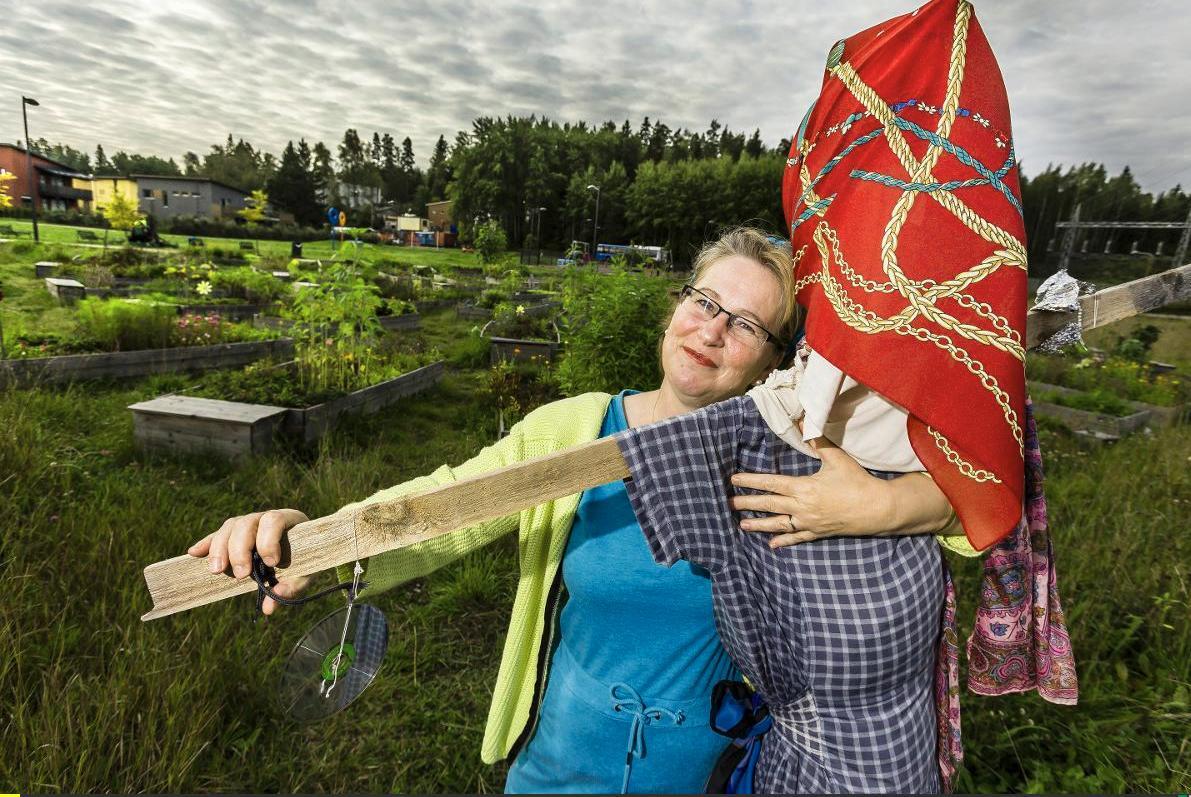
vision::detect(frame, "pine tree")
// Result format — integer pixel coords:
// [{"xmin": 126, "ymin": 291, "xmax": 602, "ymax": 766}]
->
[
  {"xmin": 93, "ymin": 145, "xmax": 114, "ymax": 175},
  {"xmin": 312, "ymin": 141, "xmax": 335, "ymax": 204},
  {"xmin": 745, "ymin": 129, "xmax": 764, "ymax": 159},
  {"xmin": 268, "ymin": 140, "xmax": 321, "ymax": 226},
  {"xmin": 425, "ymin": 135, "xmax": 451, "ymax": 201}
]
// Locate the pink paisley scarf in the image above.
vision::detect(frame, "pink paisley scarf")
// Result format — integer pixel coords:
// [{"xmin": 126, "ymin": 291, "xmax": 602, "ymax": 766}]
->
[{"xmin": 935, "ymin": 398, "xmax": 1079, "ymax": 791}]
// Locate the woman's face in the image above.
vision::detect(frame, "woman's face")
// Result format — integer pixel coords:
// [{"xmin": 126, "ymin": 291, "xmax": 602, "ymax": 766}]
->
[{"xmin": 661, "ymin": 255, "xmax": 784, "ymax": 408}]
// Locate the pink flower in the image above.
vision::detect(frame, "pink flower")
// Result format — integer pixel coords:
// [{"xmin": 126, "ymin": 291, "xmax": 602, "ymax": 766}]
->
[{"xmin": 325, "ymin": 338, "xmax": 334, "ymax": 346}]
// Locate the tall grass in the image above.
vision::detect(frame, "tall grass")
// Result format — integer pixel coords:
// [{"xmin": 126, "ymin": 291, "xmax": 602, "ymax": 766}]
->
[{"xmin": 1, "ymin": 328, "xmax": 1188, "ymax": 791}]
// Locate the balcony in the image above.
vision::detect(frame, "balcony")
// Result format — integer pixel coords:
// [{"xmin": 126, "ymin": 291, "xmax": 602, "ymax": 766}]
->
[{"xmin": 38, "ymin": 182, "xmax": 92, "ymax": 202}]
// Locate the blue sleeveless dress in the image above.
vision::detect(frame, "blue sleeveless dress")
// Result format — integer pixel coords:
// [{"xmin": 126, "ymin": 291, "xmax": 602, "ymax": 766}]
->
[{"xmin": 505, "ymin": 391, "xmax": 738, "ymax": 794}]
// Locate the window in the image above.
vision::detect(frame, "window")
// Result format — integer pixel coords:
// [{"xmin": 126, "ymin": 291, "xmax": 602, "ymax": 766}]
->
[
  {"xmin": 143, "ymin": 189, "xmax": 152, "ymax": 198},
  {"xmin": 162, "ymin": 191, "xmax": 168, "ymax": 207}
]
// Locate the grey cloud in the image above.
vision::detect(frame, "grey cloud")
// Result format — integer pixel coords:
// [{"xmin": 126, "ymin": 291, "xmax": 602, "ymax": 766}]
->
[{"xmin": 0, "ymin": 0, "xmax": 1185, "ymax": 192}]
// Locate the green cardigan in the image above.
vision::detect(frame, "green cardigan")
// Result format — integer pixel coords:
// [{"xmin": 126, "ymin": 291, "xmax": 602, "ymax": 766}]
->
[
  {"xmin": 334, "ymin": 392, "xmax": 979, "ymax": 765},
  {"xmin": 336, "ymin": 392, "xmax": 614, "ymax": 763}
]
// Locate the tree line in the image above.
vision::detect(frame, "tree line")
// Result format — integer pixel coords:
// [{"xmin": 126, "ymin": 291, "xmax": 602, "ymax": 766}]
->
[{"xmin": 22, "ymin": 122, "xmax": 1191, "ymax": 266}]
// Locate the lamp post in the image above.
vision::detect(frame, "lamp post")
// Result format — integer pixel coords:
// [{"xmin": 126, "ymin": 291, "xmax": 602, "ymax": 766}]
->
[
  {"xmin": 536, "ymin": 207, "xmax": 547, "ymax": 261},
  {"xmin": 586, "ymin": 183, "xmax": 600, "ymax": 254},
  {"xmin": 21, "ymin": 96, "xmax": 40, "ymax": 243}
]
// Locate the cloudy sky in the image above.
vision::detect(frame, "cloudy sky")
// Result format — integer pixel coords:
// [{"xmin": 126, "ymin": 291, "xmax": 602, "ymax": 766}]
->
[{"xmin": 1, "ymin": 0, "xmax": 1187, "ymax": 193}]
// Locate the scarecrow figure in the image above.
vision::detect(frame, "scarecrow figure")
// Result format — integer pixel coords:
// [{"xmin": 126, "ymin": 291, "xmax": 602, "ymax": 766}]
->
[{"xmin": 611, "ymin": 0, "xmax": 1077, "ymax": 790}]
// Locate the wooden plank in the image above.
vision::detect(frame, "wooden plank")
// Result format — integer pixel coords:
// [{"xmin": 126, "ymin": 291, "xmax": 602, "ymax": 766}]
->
[
  {"xmin": 45, "ymin": 277, "xmax": 85, "ymax": 289},
  {"xmin": 142, "ymin": 435, "xmax": 629, "ymax": 620},
  {"xmin": 1026, "ymin": 264, "xmax": 1190, "ymax": 349},
  {"xmin": 134, "ymin": 420, "xmax": 249, "ymax": 459},
  {"xmin": 130, "ymin": 394, "xmax": 289, "ymax": 423}
]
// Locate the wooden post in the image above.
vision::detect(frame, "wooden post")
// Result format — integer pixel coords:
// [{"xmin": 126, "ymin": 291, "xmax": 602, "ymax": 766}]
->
[{"xmin": 142, "ymin": 264, "xmax": 1191, "ymax": 622}]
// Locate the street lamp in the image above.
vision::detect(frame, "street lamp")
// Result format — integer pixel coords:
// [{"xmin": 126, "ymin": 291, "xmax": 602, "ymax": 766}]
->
[
  {"xmin": 21, "ymin": 96, "xmax": 40, "ymax": 242},
  {"xmin": 586, "ymin": 184, "xmax": 600, "ymax": 253}
]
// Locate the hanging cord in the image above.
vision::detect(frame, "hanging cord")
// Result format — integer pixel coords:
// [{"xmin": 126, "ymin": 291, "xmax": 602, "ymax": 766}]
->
[
  {"xmin": 323, "ymin": 561, "xmax": 364, "ymax": 698},
  {"xmin": 249, "ymin": 550, "xmax": 366, "ymax": 621},
  {"xmin": 609, "ymin": 682, "xmax": 685, "ymax": 794}
]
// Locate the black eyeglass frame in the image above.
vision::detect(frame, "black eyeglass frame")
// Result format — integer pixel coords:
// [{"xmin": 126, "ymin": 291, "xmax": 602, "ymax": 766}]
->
[{"xmin": 678, "ymin": 284, "xmax": 787, "ymax": 350}]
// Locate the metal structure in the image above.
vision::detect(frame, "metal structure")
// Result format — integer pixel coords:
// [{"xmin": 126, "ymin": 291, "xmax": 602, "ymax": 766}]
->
[
  {"xmin": 21, "ymin": 96, "xmax": 40, "ymax": 242},
  {"xmin": 1055, "ymin": 203, "xmax": 1191, "ymax": 274}
]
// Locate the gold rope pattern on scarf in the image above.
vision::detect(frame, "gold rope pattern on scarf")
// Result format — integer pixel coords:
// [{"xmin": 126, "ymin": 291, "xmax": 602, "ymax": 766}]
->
[
  {"xmin": 927, "ymin": 427, "xmax": 1003, "ymax": 483},
  {"xmin": 792, "ymin": 0, "xmax": 1026, "ymax": 481}
]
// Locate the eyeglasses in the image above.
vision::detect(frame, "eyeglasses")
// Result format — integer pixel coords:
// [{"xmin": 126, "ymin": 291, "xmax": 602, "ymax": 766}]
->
[{"xmin": 677, "ymin": 285, "xmax": 785, "ymax": 350}]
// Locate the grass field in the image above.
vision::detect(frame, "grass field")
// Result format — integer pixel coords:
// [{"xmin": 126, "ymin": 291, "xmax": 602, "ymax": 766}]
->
[
  {"xmin": 0, "ymin": 231, "xmax": 1189, "ymax": 792},
  {"xmin": 0, "ymin": 218, "xmax": 495, "ymax": 267}
]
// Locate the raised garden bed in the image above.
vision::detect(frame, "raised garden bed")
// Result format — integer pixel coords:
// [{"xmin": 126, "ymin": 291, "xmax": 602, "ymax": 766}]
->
[
  {"xmin": 415, "ymin": 298, "xmax": 455, "ymax": 313},
  {"xmin": 0, "ymin": 339, "xmax": 294, "ymax": 389},
  {"xmin": 35, "ymin": 261, "xmax": 60, "ymax": 278},
  {"xmin": 127, "ymin": 361, "xmax": 445, "ymax": 456},
  {"xmin": 128, "ymin": 395, "xmax": 290, "ymax": 459},
  {"xmin": 284, "ymin": 361, "xmax": 444, "ymax": 445},
  {"xmin": 488, "ymin": 336, "xmax": 562, "ymax": 365},
  {"xmin": 378, "ymin": 313, "xmax": 421, "ymax": 332},
  {"xmin": 1030, "ymin": 381, "xmax": 1155, "ymax": 438},
  {"xmin": 45, "ymin": 277, "xmax": 86, "ymax": 304},
  {"xmin": 456, "ymin": 302, "xmax": 493, "ymax": 321},
  {"xmin": 176, "ymin": 302, "xmax": 279, "ymax": 321}
]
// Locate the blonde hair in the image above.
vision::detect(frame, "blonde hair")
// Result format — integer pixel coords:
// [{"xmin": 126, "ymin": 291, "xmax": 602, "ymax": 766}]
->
[{"xmin": 689, "ymin": 226, "xmax": 801, "ymax": 346}]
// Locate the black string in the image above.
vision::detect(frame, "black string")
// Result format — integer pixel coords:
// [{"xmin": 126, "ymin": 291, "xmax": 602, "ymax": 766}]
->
[{"xmin": 249, "ymin": 550, "xmax": 366, "ymax": 621}]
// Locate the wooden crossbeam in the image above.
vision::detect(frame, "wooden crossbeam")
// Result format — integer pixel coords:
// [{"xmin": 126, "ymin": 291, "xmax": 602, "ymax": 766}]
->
[
  {"xmin": 141, "ymin": 436, "xmax": 630, "ymax": 620},
  {"xmin": 1024, "ymin": 263, "xmax": 1190, "ymax": 349},
  {"xmin": 141, "ymin": 264, "xmax": 1191, "ymax": 622}
]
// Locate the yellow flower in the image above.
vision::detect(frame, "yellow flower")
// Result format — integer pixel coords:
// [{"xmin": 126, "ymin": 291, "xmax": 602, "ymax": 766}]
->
[
  {"xmin": 516, "ymin": 305, "xmax": 526, "ymax": 316},
  {"xmin": 195, "ymin": 280, "xmax": 213, "ymax": 296}
]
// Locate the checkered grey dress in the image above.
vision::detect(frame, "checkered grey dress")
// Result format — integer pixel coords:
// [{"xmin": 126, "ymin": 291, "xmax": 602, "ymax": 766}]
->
[{"xmin": 615, "ymin": 396, "xmax": 943, "ymax": 794}]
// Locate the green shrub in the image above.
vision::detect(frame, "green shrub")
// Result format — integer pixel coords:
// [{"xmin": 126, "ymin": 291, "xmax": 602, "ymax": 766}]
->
[
  {"xmin": 1029, "ymin": 352, "xmax": 1185, "ymax": 407},
  {"xmin": 74, "ymin": 298, "xmax": 177, "ymax": 352},
  {"xmin": 1035, "ymin": 388, "xmax": 1134, "ymax": 417},
  {"xmin": 556, "ymin": 261, "xmax": 673, "ymax": 394},
  {"xmin": 449, "ymin": 330, "xmax": 491, "ymax": 369},
  {"xmin": 474, "ymin": 220, "xmax": 508, "ymax": 265},
  {"xmin": 378, "ymin": 298, "xmax": 417, "ymax": 317},
  {"xmin": 478, "ymin": 289, "xmax": 508, "ymax": 309},
  {"xmin": 209, "ymin": 266, "xmax": 288, "ymax": 304}
]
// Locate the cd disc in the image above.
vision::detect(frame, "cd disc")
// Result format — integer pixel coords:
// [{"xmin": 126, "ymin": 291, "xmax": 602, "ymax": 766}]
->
[{"xmin": 279, "ymin": 603, "xmax": 388, "ymax": 722}]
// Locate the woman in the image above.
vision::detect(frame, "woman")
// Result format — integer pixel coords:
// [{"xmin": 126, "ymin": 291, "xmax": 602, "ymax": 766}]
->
[{"xmin": 188, "ymin": 228, "xmax": 961, "ymax": 793}]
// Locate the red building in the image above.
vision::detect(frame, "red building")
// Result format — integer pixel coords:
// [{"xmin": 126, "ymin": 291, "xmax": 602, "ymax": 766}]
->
[{"xmin": 0, "ymin": 143, "xmax": 91, "ymax": 212}]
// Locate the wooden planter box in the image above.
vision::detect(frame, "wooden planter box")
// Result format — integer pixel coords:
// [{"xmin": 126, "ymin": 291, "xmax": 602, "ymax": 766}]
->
[
  {"xmin": 415, "ymin": 298, "xmax": 455, "ymax": 313},
  {"xmin": 128, "ymin": 361, "xmax": 445, "ymax": 457},
  {"xmin": 35, "ymin": 261, "xmax": 60, "ymax": 278},
  {"xmin": 176, "ymin": 303, "xmax": 278, "ymax": 321},
  {"xmin": 456, "ymin": 303, "xmax": 493, "ymax": 321},
  {"xmin": 129, "ymin": 395, "xmax": 290, "ymax": 459},
  {"xmin": 489, "ymin": 337, "xmax": 562, "ymax": 365},
  {"xmin": 283, "ymin": 361, "xmax": 445, "ymax": 446},
  {"xmin": 378, "ymin": 313, "xmax": 421, "ymax": 332},
  {"xmin": 45, "ymin": 277, "xmax": 86, "ymax": 304},
  {"xmin": 0, "ymin": 339, "xmax": 294, "ymax": 389},
  {"xmin": 252, "ymin": 315, "xmax": 296, "ymax": 331},
  {"xmin": 1029, "ymin": 382, "xmax": 1153, "ymax": 438}
]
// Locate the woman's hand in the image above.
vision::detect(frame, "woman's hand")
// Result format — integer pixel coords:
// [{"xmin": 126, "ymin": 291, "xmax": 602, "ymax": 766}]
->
[
  {"xmin": 187, "ymin": 508, "xmax": 312, "ymax": 615},
  {"xmin": 729, "ymin": 438, "xmax": 956, "ymax": 548}
]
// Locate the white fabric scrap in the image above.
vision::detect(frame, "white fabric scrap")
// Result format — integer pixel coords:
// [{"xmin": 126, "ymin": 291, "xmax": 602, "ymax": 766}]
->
[{"xmin": 747, "ymin": 348, "xmax": 924, "ymax": 473}]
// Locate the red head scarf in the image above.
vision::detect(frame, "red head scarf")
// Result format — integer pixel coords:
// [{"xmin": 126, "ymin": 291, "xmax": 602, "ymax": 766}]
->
[{"xmin": 783, "ymin": 0, "xmax": 1027, "ymax": 551}]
